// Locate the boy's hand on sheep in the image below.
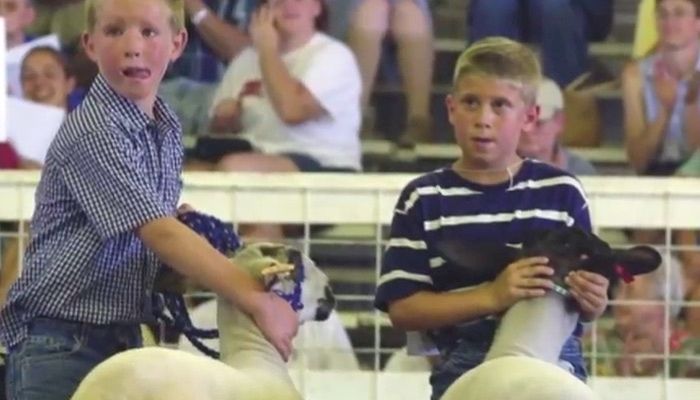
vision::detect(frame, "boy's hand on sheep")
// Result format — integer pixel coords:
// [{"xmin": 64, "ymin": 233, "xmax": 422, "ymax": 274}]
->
[
  {"xmin": 249, "ymin": 291, "xmax": 299, "ymax": 361},
  {"xmin": 489, "ymin": 257, "xmax": 555, "ymax": 311},
  {"xmin": 565, "ymin": 270, "xmax": 609, "ymax": 320}
]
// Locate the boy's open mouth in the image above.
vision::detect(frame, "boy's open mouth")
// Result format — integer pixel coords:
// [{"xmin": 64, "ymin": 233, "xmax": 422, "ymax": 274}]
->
[{"xmin": 122, "ymin": 67, "xmax": 151, "ymax": 80}]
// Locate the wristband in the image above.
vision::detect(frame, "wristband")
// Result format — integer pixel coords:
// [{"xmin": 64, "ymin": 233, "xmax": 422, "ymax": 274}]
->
[{"xmin": 191, "ymin": 8, "xmax": 210, "ymax": 26}]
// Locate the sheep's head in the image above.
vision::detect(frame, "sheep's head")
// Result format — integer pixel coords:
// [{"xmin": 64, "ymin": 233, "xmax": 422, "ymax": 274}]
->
[
  {"xmin": 519, "ymin": 227, "xmax": 661, "ymax": 289},
  {"xmin": 435, "ymin": 227, "xmax": 662, "ymax": 295},
  {"xmin": 231, "ymin": 242, "xmax": 336, "ymax": 323}
]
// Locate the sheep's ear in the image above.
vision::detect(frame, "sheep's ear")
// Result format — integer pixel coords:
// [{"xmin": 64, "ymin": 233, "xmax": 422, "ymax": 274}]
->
[
  {"xmin": 614, "ymin": 245, "xmax": 662, "ymax": 277},
  {"xmin": 286, "ymin": 248, "xmax": 305, "ymax": 283},
  {"xmin": 434, "ymin": 239, "xmax": 518, "ymax": 282}
]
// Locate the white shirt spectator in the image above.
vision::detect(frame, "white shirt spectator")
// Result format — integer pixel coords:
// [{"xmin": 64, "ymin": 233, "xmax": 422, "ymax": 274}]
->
[{"xmin": 210, "ymin": 33, "xmax": 362, "ymax": 170}]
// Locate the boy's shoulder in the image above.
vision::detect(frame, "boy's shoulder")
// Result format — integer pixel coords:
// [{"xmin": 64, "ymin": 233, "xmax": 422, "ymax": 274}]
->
[
  {"xmin": 518, "ymin": 160, "xmax": 589, "ymax": 211},
  {"xmin": 401, "ymin": 167, "xmax": 455, "ymax": 192},
  {"xmin": 59, "ymin": 89, "xmax": 119, "ymax": 136},
  {"xmin": 525, "ymin": 159, "xmax": 577, "ymax": 179}
]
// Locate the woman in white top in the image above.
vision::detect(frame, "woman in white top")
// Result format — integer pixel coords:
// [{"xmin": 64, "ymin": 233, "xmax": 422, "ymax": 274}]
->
[{"xmin": 206, "ymin": 0, "xmax": 362, "ymax": 173}]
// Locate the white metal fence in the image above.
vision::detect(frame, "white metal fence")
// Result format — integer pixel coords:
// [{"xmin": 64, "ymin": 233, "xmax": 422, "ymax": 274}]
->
[{"xmin": 2, "ymin": 171, "xmax": 700, "ymax": 400}]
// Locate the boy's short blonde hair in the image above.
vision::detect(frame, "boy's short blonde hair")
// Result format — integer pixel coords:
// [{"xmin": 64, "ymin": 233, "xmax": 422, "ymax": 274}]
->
[
  {"xmin": 453, "ymin": 37, "xmax": 541, "ymax": 105},
  {"xmin": 85, "ymin": 0, "xmax": 185, "ymax": 32}
]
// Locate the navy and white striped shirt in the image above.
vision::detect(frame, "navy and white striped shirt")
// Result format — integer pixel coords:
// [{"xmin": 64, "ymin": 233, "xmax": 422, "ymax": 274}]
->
[
  {"xmin": 0, "ymin": 74, "xmax": 183, "ymax": 348},
  {"xmin": 375, "ymin": 160, "xmax": 591, "ymax": 350}
]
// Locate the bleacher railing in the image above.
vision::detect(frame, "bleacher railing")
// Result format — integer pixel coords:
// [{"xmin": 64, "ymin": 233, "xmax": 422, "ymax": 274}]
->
[{"xmin": 1, "ymin": 171, "xmax": 700, "ymax": 400}]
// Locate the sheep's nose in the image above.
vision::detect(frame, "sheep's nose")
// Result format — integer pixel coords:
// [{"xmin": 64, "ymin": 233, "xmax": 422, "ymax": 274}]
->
[{"xmin": 315, "ymin": 286, "xmax": 336, "ymax": 321}]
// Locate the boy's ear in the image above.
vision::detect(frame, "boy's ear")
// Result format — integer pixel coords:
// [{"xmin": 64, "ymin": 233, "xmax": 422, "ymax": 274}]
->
[
  {"xmin": 445, "ymin": 94, "xmax": 456, "ymax": 125},
  {"xmin": 169, "ymin": 29, "xmax": 189, "ymax": 62},
  {"xmin": 81, "ymin": 31, "xmax": 98, "ymax": 64},
  {"xmin": 521, "ymin": 102, "xmax": 539, "ymax": 132}
]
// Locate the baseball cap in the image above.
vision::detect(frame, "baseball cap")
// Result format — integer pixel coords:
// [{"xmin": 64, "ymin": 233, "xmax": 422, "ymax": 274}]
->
[{"xmin": 537, "ymin": 78, "xmax": 564, "ymax": 121}]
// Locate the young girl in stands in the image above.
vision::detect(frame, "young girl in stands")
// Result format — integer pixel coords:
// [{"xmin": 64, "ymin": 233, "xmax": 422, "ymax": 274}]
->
[{"xmin": 20, "ymin": 45, "xmax": 77, "ymax": 112}]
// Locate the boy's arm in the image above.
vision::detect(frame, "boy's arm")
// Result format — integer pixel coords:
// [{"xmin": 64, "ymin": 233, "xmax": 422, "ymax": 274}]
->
[
  {"xmin": 566, "ymin": 270, "xmax": 609, "ymax": 321},
  {"xmin": 388, "ymin": 257, "xmax": 554, "ymax": 330},
  {"xmin": 137, "ymin": 216, "xmax": 298, "ymax": 359},
  {"xmin": 568, "ymin": 184, "xmax": 610, "ymax": 321},
  {"xmin": 0, "ymin": 238, "xmax": 21, "ymax": 309},
  {"xmin": 388, "ymin": 287, "xmax": 498, "ymax": 331}
]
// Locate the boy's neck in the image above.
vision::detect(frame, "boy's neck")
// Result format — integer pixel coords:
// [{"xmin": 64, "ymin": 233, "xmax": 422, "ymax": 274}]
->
[
  {"xmin": 134, "ymin": 96, "xmax": 156, "ymax": 119},
  {"xmin": 452, "ymin": 157, "xmax": 524, "ymax": 186}
]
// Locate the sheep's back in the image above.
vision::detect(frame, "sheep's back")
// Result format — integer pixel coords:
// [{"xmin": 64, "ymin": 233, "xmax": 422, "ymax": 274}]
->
[
  {"xmin": 441, "ymin": 356, "xmax": 598, "ymax": 400},
  {"xmin": 70, "ymin": 347, "xmax": 282, "ymax": 400}
]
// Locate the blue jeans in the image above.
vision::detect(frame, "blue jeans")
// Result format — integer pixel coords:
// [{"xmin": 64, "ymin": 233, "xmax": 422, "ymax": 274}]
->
[
  {"xmin": 429, "ymin": 337, "xmax": 587, "ymax": 400},
  {"xmin": 467, "ymin": 0, "xmax": 613, "ymax": 87},
  {"xmin": 4, "ymin": 317, "xmax": 142, "ymax": 400}
]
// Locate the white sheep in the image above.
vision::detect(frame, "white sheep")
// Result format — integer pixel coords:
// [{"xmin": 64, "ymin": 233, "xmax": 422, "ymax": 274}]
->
[
  {"xmin": 438, "ymin": 228, "xmax": 662, "ymax": 400},
  {"xmin": 441, "ymin": 294, "xmax": 598, "ymax": 400},
  {"xmin": 70, "ymin": 243, "xmax": 335, "ymax": 400}
]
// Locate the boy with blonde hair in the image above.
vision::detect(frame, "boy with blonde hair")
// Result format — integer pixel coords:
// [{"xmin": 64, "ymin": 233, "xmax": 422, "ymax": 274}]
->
[
  {"xmin": 1, "ymin": 1, "xmax": 297, "ymax": 399},
  {"xmin": 374, "ymin": 37, "xmax": 610, "ymax": 399}
]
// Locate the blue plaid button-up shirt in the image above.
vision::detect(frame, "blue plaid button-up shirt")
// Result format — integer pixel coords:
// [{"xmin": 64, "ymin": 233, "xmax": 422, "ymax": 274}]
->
[{"xmin": 0, "ymin": 74, "xmax": 184, "ymax": 349}]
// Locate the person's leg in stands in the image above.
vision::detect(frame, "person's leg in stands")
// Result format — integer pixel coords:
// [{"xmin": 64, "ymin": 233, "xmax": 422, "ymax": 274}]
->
[
  {"xmin": 467, "ymin": 0, "xmax": 522, "ymax": 43},
  {"xmin": 346, "ymin": 0, "xmax": 391, "ymax": 114},
  {"xmin": 527, "ymin": 0, "xmax": 589, "ymax": 87},
  {"xmin": 392, "ymin": 0, "xmax": 434, "ymax": 144}
]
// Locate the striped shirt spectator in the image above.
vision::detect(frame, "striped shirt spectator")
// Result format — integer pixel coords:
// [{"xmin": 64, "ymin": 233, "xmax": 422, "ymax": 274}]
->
[
  {"xmin": 375, "ymin": 160, "xmax": 591, "ymax": 376},
  {"xmin": 0, "ymin": 74, "xmax": 183, "ymax": 349}
]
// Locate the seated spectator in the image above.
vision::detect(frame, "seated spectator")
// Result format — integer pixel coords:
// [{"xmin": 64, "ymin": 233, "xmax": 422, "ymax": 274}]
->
[
  {"xmin": 517, "ymin": 77, "xmax": 597, "ymax": 175},
  {"xmin": 178, "ymin": 298, "xmax": 360, "ymax": 370},
  {"xmin": 203, "ymin": 0, "xmax": 361, "ymax": 172},
  {"xmin": 467, "ymin": 0, "xmax": 613, "ymax": 88},
  {"xmin": 622, "ymin": 0, "xmax": 700, "ymax": 176},
  {"xmin": 202, "ymin": 0, "xmax": 361, "ymax": 240},
  {"xmin": 20, "ymin": 46, "xmax": 76, "ymax": 111},
  {"xmin": 160, "ymin": 0, "xmax": 254, "ymax": 135},
  {"xmin": 622, "ymin": 0, "xmax": 700, "ymax": 308},
  {"xmin": 345, "ymin": 0, "xmax": 434, "ymax": 144},
  {"xmin": 3, "ymin": 45, "xmax": 74, "ymax": 171}
]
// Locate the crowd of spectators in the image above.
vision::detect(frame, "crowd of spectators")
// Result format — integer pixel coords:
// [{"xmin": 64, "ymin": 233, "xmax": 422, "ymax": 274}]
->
[{"xmin": 2, "ymin": 0, "xmax": 700, "ymax": 381}]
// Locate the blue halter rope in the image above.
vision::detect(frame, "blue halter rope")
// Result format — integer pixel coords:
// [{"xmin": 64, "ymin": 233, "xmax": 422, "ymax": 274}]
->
[
  {"xmin": 152, "ymin": 211, "xmax": 241, "ymax": 359},
  {"xmin": 266, "ymin": 248, "xmax": 305, "ymax": 313}
]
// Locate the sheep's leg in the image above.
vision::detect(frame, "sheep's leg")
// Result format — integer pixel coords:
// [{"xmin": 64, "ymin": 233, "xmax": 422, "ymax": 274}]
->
[{"xmin": 486, "ymin": 293, "xmax": 579, "ymax": 364}]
